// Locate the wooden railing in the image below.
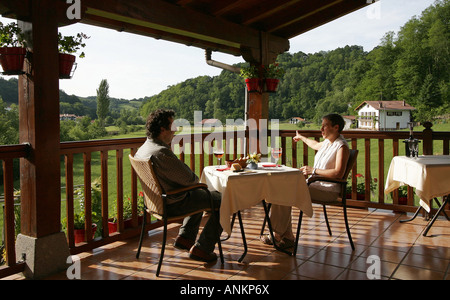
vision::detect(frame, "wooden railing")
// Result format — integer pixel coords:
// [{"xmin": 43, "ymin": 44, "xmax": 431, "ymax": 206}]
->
[
  {"xmin": 0, "ymin": 144, "xmax": 28, "ymax": 278},
  {"xmin": 1, "ymin": 125, "xmax": 449, "ymax": 278}
]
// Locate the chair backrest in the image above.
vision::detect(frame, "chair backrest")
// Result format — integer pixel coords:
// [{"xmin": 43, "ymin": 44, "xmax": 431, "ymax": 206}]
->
[
  {"xmin": 129, "ymin": 154, "xmax": 164, "ymax": 216},
  {"xmin": 343, "ymin": 149, "xmax": 359, "ymax": 180}
]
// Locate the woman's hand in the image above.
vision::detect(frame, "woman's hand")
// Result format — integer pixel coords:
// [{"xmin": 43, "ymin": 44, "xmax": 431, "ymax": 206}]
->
[
  {"xmin": 293, "ymin": 130, "xmax": 304, "ymax": 142},
  {"xmin": 300, "ymin": 165, "xmax": 314, "ymax": 176}
]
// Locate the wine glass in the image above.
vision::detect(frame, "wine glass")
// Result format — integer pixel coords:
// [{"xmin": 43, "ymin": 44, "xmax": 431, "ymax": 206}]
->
[
  {"xmin": 213, "ymin": 148, "xmax": 224, "ymax": 167},
  {"xmin": 271, "ymin": 147, "xmax": 282, "ymax": 166}
]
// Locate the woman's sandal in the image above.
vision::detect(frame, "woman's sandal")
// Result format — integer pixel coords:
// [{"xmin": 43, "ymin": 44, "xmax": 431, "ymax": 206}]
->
[
  {"xmin": 261, "ymin": 234, "xmax": 295, "ymax": 250},
  {"xmin": 278, "ymin": 237, "xmax": 295, "ymax": 250},
  {"xmin": 260, "ymin": 234, "xmax": 274, "ymax": 245}
]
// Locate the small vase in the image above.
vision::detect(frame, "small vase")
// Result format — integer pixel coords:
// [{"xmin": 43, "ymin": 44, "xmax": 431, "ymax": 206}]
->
[{"xmin": 247, "ymin": 162, "xmax": 258, "ymax": 170}]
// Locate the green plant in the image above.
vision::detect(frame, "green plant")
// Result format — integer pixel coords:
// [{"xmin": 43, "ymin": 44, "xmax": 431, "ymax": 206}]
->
[
  {"xmin": 0, "ymin": 21, "xmax": 26, "ymax": 47},
  {"xmin": 111, "ymin": 191, "xmax": 145, "ymax": 221},
  {"xmin": 239, "ymin": 65, "xmax": 259, "ymax": 78},
  {"xmin": 73, "ymin": 211, "xmax": 98, "ymax": 230},
  {"xmin": 58, "ymin": 32, "xmax": 89, "ymax": 58},
  {"xmin": 264, "ymin": 63, "xmax": 285, "ymax": 79},
  {"xmin": 397, "ymin": 185, "xmax": 408, "ymax": 198},
  {"xmin": 346, "ymin": 173, "xmax": 377, "ymax": 194},
  {"xmin": 68, "ymin": 179, "xmax": 102, "ymax": 229}
]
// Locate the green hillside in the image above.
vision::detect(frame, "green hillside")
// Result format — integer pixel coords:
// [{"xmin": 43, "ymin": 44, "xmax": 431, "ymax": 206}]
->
[{"xmin": 1, "ymin": 0, "xmax": 448, "ymax": 126}]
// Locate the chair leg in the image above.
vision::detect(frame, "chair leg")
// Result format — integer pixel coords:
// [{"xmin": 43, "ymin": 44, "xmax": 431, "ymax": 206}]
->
[
  {"xmin": 293, "ymin": 210, "xmax": 303, "ymax": 256},
  {"xmin": 343, "ymin": 204, "xmax": 355, "ymax": 251},
  {"xmin": 156, "ymin": 219, "xmax": 168, "ymax": 277},
  {"xmin": 136, "ymin": 212, "xmax": 147, "ymax": 259},
  {"xmin": 323, "ymin": 205, "xmax": 332, "ymax": 236},
  {"xmin": 260, "ymin": 203, "xmax": 272, "ymax": 236},
  {"xmin": 217, "ymin": 238, "xmax": 224, "ymax": 264}
]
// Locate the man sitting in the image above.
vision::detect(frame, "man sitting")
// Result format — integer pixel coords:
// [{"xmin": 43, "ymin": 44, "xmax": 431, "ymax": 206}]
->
[{"xmin": 135, "ymin": 109, "xmax": 222, "ymax": 262}]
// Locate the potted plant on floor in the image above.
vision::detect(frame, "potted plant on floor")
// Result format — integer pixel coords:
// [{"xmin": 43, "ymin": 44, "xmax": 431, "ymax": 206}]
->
[
  {"xmin": 73, "ymin": 211, "xmax": 98, "ymax": 244},
  {"xmin": 58, "ymin": 32, "xmax": 89, "ymax": 79},
  {"xmin": 263, "ymin": 63, "xmax": 285, "ymax": 92},
  {"xmin": 108, "ymin": 191, "xmax": 146, "ymax": 233},
  {"xmin": 397, "ymin": 185, "xmax": 408, "ymax": 205},
  {"xmin": 240, "ymin": 64, "xmax": 261, "ymax": 92},
  {"xmin": 0, "ymin": 21, "xmax": 27, "ymax": 75},
  {"xmin": 346, "ymin": 173, "xmax": 377, "ymax": 200}
]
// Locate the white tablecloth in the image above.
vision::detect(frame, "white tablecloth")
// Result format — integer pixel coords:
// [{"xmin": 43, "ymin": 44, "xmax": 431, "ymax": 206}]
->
[
  {"xmin": 200, "ymin": 164, "xmax": 313, "ymax": 234},
  {"xmin": 385, "ymin": 155, "xmax": 450, "ymax": 212}
]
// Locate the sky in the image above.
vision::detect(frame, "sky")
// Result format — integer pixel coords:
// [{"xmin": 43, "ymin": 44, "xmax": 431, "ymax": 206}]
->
[{"xmin": 1, "ymin": 0, "xmax": 436, "ymax": 100}]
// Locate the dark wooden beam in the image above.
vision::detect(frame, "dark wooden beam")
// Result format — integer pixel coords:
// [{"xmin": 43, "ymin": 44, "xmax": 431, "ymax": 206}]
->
[
  {"xmin": 82, "ymin": 0, "xmax": 289, "ymax": 56},
  {"xmin": 0, "ymin": 0, "xmax": 83, "ymax": 26},
  {"xmin": 268, "ymin": 0, "xmax": 370, "ymax": 38}
]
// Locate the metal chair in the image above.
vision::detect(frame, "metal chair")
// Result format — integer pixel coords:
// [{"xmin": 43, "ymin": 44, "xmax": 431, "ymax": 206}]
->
[
  {"xmin": 302, "ymin": 149, "xmax": 359, "ymax": 251},
  {"xmin": 129, "ymin": 154, "xmax": 223, "ymax": 277},
  {"xmin": 260, "ymin": 149, "xmax": 359, "ymax": 254}
]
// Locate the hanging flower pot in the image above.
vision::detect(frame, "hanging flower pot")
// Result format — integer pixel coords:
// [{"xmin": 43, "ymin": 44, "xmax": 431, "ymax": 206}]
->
[
  {"xmin": 0, "ymin": 22, "xmax": 27, "ymax": 75},
  {"xmin": 59, "ymin": 53, "xmax": 76, "ymax": 79},
  {"xmin": 0, "ymin": 47, "xmax": 26, "ymax": 75},
  {"xmin": 245, "ymin": 78, "xmax": 261, "ymax": 92},
  {"xmin": 57, "ymin": 32, "xmax": 89, "ymax": 79},
  {"xmin": 265, "ymin": 78, "xmax": 279, "ymax": 93}
]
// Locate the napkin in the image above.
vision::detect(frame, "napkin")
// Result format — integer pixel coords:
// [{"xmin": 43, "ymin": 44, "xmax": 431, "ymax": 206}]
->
[{"xmin": 216, "ymin": 167, "xmax": 230, "ymax": 171}]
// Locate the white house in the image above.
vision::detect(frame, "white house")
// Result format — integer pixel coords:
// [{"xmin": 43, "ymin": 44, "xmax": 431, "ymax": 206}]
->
[{"xmin": 355, "ymin": 101, "xmax": 415, "ymax": 130}]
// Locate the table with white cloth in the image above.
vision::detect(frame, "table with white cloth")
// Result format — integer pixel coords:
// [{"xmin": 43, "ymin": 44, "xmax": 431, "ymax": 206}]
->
[
  {"xmin": 385, "ymin": 155, "xmax": 450, "ymax": 235},
  {"xmin": 200, "ymin": 164, "xmax": 313, "ymax": 261}
]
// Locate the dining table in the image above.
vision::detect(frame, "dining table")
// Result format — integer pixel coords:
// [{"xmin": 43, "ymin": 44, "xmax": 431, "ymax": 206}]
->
[
  {"xmin": 384, "ymin": 155, "xmax": 450, "ymax": 236},
  {"xmin": 200, "ymin": 163, "xmax": 313, "ymax": 261}
]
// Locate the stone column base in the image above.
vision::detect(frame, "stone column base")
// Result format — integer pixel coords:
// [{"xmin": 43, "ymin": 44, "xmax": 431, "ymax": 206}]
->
[{"xmin": 15, "ymin": 232, "xmax": 70, "ymax": 279}]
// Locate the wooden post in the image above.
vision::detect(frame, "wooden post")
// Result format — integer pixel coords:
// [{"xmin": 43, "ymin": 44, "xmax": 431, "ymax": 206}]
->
[
  {"xmin": 241, "ymin": 31, "xmax": 282, "ymax": 156},
  {"xmin": 19, "ymin": 0, "xmax": 61, "ymax": 238},
  {"xmin": 15, "ymin": 0, "xmax": 70, "ymax": 279}
]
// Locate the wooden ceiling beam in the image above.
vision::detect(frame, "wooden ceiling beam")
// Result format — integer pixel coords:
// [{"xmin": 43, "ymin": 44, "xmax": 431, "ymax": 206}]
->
[
  {"xmin": 267, "ymin": 0, "xmax": 370, "ymax": 38},
  {"xmin": 240, "ymin": 0, "xmax": 303, "ymax": 26},
  {"xmin": 82, "ymin": 0, "xmax": 289, "ymax": 57},
  {"xmin": 0, "ymin": 0, "xmax": 82, "ymax": 26}
]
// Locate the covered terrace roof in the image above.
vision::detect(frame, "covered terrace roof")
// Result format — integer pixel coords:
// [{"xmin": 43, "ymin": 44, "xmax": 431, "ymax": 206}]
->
[{"xmin": 1, "ymin": 0, "xmax": 373, "ymax": 58}]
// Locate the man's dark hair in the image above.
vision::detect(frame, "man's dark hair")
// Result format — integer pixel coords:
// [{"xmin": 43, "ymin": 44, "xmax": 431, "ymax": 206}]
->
[
  {"xmin": 323, "ymin": 113, "xmax": 345, "ymax": 133},
  {"xmin": 146, "ymin": 109, "xmax": 175, "ymax": 139}
]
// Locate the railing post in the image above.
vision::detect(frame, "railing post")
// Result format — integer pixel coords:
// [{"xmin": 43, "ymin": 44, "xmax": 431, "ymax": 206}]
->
[{"xmin": 422, "ymin": 121, "xmax": 433, "ymax": 155}]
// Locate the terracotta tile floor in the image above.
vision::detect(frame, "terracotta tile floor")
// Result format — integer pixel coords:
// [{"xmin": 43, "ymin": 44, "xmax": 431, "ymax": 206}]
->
[{"xmin": 5, "ymin": 204, "xmax": 450, "ymax": 280}]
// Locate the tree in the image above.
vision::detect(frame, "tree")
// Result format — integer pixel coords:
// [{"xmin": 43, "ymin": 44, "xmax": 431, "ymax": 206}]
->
[
  {"xmin": 96, "ymin": 79, "xmax": 110, "ymax": 125},
  {"xmin": 0, "ymin": 97, "xmax": 19, "ymax": 145}
]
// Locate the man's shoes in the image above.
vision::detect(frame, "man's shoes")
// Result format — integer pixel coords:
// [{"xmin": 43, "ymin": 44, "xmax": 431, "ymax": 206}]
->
[
  {"xmin": 173, "ymin": 235, "xmax": 195, "ymax": 251},
  {"xmin": 189, "ymin": 245, "xmax": 217, "ymax": 263}
]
